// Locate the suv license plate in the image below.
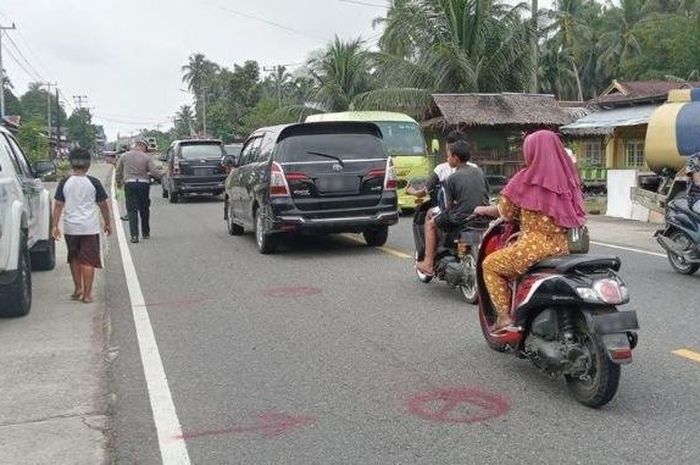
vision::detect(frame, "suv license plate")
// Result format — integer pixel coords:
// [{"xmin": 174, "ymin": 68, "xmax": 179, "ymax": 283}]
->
[{"xmin": 193, "ymin": 168, "xmax": 212, "ymax": 176}]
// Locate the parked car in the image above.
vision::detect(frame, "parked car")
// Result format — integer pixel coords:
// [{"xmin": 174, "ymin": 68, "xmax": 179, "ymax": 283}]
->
[
  {"xmin": 160, "ymin": 139, "xmax": 227, "ymax": 203},
  {"xmin": 223, "ymin": 121, "xmax": 399, "ymax": 254},
  {"xmin": 0, "ymin": 126, "xmax": 56, "ymax": 316}
]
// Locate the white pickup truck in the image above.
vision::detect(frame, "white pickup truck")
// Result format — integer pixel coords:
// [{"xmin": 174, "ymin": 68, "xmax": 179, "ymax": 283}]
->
[{"xmin": 0, "ymin": 126, "xmax": 56, "ymax": 316}]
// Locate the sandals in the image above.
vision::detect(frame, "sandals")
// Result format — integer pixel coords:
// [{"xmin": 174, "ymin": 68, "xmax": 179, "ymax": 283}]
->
[
  {"xmin": 489, "ymin": 318, "xmax": 520, "ymax": 336},
  {"xmin": 415, "ymin": 263, "xmax": 434, "ymax": 277}
]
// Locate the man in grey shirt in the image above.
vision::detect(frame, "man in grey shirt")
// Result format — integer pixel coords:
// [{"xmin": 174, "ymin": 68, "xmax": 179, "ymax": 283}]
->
[{"xmin": 116, "ymin": 139, "xmax": 158, "ymax": 243}]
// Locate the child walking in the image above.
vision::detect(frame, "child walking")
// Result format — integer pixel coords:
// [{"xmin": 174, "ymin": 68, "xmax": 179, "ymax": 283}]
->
[{"xmin": 52, "ymin": 148, "xmax": 112, "ymax": 303}]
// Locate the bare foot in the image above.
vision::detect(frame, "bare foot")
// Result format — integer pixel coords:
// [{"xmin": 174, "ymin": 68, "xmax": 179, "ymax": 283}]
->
[
  {"xmin": 81, "ymin": 295, "xmax": 94, "ymax": 304},
  {"xmin": 70, "ymin": 292, "xmax": 82, "ymax": 301}
]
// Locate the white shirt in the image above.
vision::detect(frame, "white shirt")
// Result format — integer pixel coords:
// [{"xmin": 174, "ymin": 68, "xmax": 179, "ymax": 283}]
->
[{"xmin": 55, "ymin": 175, "xmax": 108, "ymax": 235}]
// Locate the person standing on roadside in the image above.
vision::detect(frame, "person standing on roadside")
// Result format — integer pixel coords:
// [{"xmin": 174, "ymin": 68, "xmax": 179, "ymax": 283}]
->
[
  {"xmin": 52, "ymin": 148, "xmax": 112, "ymax": 304},
  {"xmin": 116, "ymin": 139, "xmax": 158, "ymax": 243}
]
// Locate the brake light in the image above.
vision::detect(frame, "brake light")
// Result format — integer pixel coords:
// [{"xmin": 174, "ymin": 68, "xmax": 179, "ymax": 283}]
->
[
  {"xmin": 285, "ymin": 172, "xmax": 311, "ymax": 182},
  {"xmin": 384, "ymin": 158, "xmax": 397, "ymax": 191},
  {"xmin": 270, "ymin": 162, "xmax": 291, "ymax": 198},
  {"xmin": 365, "ymin": 168, "xmax": 385, "ymax": 179},
  {"xmin": 594, "ymin": 279, "xmax": 626, "ymax": 304},
  {"xmin": 173, "ymin": 158, "xmax": 181, "ymax": 176}
]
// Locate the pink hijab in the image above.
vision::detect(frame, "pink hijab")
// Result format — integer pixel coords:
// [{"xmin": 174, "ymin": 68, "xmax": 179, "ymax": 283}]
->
[{"xmin": 501, "ymin": 130, "xmax": 586, "ymax": 229}]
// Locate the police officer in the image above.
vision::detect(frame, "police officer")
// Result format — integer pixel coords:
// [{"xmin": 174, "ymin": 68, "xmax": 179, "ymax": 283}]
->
[{"xmin": 116, "ymin": 139, "xmax": 158, "ymax": 243}]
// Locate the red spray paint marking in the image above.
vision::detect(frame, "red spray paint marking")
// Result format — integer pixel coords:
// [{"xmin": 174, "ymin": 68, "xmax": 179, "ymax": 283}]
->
[
  {"xmin": 177, "ymin": 412, "xmax": 315, "ymax": 440},
  {"xmin": 408, "ymin": 386, "xmax": 510, "ymax": 424},
  {"xmin": 261, "ymin": 286, "xmax": 322, "ymax": 298},
  {"xmin": 136, "ymin": 297, "xmax": 217, "ymax": 308}
]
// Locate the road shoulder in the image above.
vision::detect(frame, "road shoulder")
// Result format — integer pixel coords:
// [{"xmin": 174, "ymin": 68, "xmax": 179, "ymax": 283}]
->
[{"xmin": 0, "ymin": 163, "xmax": 113, "ymax": 465}]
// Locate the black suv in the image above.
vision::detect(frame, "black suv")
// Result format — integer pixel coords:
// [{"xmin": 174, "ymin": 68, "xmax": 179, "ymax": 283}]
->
[
  {"xmin": 224, "ymin": 122, "xmax": 399, "ymax": 253},
  {"xmin": 161, "ymin": 139, "xmax": 227, "ymax": 203}
]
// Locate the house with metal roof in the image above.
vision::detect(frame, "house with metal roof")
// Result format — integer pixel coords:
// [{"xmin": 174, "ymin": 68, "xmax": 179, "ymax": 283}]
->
[{"xmin": 561, "ymin": 80, "xmax": 700, "ymax": 176}]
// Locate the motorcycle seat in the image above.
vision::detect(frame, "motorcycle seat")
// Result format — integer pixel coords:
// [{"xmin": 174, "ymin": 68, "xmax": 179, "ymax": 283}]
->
[
  {"xmin": 530, "ymin": 254, "xmax": 621, "ymax": 273},
  {"xmin": 669, "ymin": 198, "xmax": 700, "ymax": 221}
]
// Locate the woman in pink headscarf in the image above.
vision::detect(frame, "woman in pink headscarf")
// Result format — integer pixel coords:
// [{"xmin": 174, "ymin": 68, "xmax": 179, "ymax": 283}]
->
[{"xmin": 474, "ymin": 130, "xmax": 587, "ymax": 331}]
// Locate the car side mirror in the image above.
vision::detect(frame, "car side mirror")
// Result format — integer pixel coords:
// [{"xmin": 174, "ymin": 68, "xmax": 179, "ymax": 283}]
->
[
  {"xmin": 33, "ymin": 160, "xmax": 56, "ymax": 178},
  {"xmin": 430, "ymin": 139, "xmax": 440, "ymax": 155}
]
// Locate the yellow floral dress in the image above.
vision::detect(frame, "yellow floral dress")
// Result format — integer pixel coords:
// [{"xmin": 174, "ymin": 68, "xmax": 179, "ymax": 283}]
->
[{"xmin": 483, "ymin": 195, "xmax": 569, "ymax": 315}]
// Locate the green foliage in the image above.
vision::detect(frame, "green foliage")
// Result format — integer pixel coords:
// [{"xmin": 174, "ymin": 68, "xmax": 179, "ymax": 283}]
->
[
  {"xmin": 17, "ymin": 121, "xmax": 49, "ymax": 164},
  {"xmin": 66, "ymin": 109, "xmax": 97, "ymax": 150},
  {"xmin": 619, "ymin": 14, "xmax": 700, "ymax": 80},
  {"xmin": 18, "ymin": 82, "xmax": 66, "ymax": 127}
]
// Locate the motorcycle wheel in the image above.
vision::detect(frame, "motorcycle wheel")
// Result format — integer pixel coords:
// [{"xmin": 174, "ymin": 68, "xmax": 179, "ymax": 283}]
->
[
  {"xmin": 565, "ymin": 331, "xmax": 620, "ymax": 408},
  {"xmin": 459, "ymin": 251, "xmax": 478, "ymax": 304},
  {"xmin": 666, "ymin": 231, "xmax": 700, "ymax": 275},
  {"xmin": 414, "ymin": 252, "xmax": 433, "ymax": 283},
  {"xmin": 478, "ymin": 308, "xmax": 508, "ymax": 353}
]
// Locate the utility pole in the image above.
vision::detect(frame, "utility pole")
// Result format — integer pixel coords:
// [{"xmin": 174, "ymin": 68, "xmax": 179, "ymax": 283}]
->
[
  {"xmin": 530, "ymin": 0, "xmax": 538, "ymax": 94},
  {"xmin": 0, "ymin": 22, "xmax": 17, "ymax": 118},
  {"xmin": 201, "ymin": 86, "xmax": 208, "ymax": 137},
  {"xmin": 55, "ymin": 88, "xmax": 61, "ymax": 157},
  {"xmin": 263, "ymin": 65, "xmax": 285, "ymax": 108},
  {"xmin": 73, "ymin": 95, "xmax": 88, "ymax": 109},
  {"xmin": 44, "ymin": 82, "xmax": 57, "ymax": 141}
]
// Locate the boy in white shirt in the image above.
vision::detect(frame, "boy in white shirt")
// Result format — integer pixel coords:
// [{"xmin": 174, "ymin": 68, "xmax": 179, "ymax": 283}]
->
[{"xmin": 52, "ymin": 148, "xmax": 112, "ymax": 303}]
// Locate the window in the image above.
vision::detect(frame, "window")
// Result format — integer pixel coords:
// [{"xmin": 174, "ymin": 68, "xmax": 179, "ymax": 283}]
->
[
  {"xmin": 239, "ymin": 137, "xmax": 262, "ymax": 165},
  {"xmin": 374, "ymin": 122, "xmax": 426, "ymax": 156},
  {"xmin": 4, "ymin": 134, "xmax": 33, "ymax": 177},
  {"xmin": 583, "ymin": 140, "xmax": 604, "ymax": 166},
  {"xmin": 624, "ymin": 139, "xmax": 645, "ymax": 168},
  {"xmin": 276, "ymin": 132, "xmax": 385, "ymax": 163},
  {"xmin": 179, "ymin": 143, "xmax": 224, "ymax": 160}
]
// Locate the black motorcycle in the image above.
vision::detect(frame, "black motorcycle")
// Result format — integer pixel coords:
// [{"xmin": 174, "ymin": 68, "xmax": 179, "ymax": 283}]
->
[
  {"xmin": 655, "ymin": 197, "xmax": 700, "ymax": 275},
  {"xmin": 413, "ymin": 206, "xmax": 489, "ymax": 303}
]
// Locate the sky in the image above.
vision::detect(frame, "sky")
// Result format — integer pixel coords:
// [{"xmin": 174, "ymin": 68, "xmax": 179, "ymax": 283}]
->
[{"xmin": 0, "ymin": 0, "xmax": 384, "ymax": 140}]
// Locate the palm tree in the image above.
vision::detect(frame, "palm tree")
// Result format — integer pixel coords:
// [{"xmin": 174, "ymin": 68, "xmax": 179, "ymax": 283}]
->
[
  {"xmin": 174, "ymin": 105, "xmax": 195, "ymax": 138},
  {"xmin": 597, "ymin": 0, "xmax": 644, "ymax": 78},
  {"xmin": 356, "ymin": 0, "xmax": 535, "ymax": 116},
  {"xmin": 268, "ymin": 66, "xmax": 293, "ymax": 107},
  {"xmin": 309, "ymin": 36, "xmax": 374, "ymax": 112},
  {"xmin": 182, "ymin": 53, "xmax": 220, "ymax": 131}
]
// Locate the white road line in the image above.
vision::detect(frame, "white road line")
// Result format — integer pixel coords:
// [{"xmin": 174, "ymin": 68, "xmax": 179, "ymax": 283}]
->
[
  {"xmin": 110, "ymin": 173, "xmax": 191, "ymax": 465},
  {"xmin": 591, "ymin": 241, "xmax": 667, "ymax": 258}
]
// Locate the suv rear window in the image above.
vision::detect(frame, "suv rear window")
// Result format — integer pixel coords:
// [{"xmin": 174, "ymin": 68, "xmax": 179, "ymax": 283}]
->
[
  {"xmin": 276, "ymin": 131, "xmax": 385, "ymax": 164},
  {"xmin": 180, "ymin": 143, "xmax": 224, "ymax": 160}
]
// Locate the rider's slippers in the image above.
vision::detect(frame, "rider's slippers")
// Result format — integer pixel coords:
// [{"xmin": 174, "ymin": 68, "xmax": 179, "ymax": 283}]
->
[
  {"xmin": 489, "ymin": 325, "xmax": 520, "ymax": 336},
  {"xmin": 415, "ymin": 264, "xmax": 434, "ymax": 277}
]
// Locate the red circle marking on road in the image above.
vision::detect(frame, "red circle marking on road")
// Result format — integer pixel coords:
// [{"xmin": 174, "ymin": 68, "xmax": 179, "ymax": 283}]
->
[
  {"xmin": 261, "ymin": 286, "xmax": 323, "ymax": 298},
  {"xmin": 408, "ymin": 386, "xmax": 510, "ymax": 424}
]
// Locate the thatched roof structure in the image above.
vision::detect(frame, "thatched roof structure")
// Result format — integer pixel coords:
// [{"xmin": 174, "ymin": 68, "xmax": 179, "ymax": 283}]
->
[{"xmin": 425, "ymin": 93, "xmax": 577, "ymax": 129}]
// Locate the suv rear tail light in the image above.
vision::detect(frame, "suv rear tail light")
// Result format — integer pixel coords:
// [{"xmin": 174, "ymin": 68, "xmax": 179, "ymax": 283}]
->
[
  {"xmin": 173, "ymin": 158, "xmax": 181, "ymax": 176},
  {"xmin": 384, "ymin": 157, "xmax": 397, "ymax": 191},
  {"xmin": 285, "ymin": 172, "xmax": 312, "ymax": 182},
  {"xmin": 270, "ymin": 162, "xmax": 291, "ymax": 198}
]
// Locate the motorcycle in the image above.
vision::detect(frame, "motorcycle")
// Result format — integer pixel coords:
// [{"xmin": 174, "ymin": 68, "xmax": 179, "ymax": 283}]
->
[
  {"xmin": 655, "ymin": 197, "xmax": 700, "ymax": 275},
  {"xmin": 413, "ymin": 205, "xmax": 490, "ymax": 303},
  {"xmin": 476, "ymin": 219, "xmax": 639, "ymax": 408}
]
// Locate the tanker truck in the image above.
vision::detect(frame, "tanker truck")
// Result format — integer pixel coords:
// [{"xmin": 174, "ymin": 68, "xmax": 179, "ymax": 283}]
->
[
  {"xmin": 642, "ymin": 88, "xmax": 700, "ymax": 274},
  {"xmin": 637, "ymin": 88, "xmax": 700, "ymax": 209}
]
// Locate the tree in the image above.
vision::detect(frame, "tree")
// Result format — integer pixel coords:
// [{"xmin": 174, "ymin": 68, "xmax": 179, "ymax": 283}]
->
[
  {"xmin": 181, "ymin": 53, "xmax": 220, "ymax": 132},
  {"xmin": 17, "ymin": 121, "xmax": 49, "ymax": 163},
  {"xmin": 620, "ymin": 13, "xmax": 700, "ymax": 79},
  {"xmin": 307, "ymin": 37, "xmax": 374, "ymax": 112},
  {"xmin": 596, "ymin": 0, "xmax": 644, "ymax": 78},
  {"xmin": 66, "ymin": 109, "xmax": 97, "ymax": 149},
  {"xmin": 173, "ymin": 105, "xmax": 195, "ymax": 139},
  {"xmin": 19, "ymin": 82, "xmax": 66, "ymax": 127},
  {"xmin": 358, "ymin": 0, "xmax": 534, "ymax": 114}
]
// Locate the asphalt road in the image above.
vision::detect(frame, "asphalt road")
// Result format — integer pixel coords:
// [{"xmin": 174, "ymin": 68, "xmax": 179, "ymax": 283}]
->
[{"xmin": 105, "ymin": 190, "xmax": 700, "ymax": 465}]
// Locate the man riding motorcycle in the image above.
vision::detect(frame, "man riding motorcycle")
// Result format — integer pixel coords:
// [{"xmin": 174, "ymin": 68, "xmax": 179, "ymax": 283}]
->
[{"xmin": 415, "ymin": 138, "xmax": 489, "ymax": 277}]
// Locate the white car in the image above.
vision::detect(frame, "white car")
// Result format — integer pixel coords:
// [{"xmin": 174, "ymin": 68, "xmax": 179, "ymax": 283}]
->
[{"xmin": 0, "ymin": 126, "xmax": 56, "ymax": 316}]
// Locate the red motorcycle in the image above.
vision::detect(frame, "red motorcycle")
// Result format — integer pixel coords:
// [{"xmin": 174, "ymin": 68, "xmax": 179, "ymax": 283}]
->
[{"xmin": 475, "ymin": 218, "xmax": 639, "ymax": 407}]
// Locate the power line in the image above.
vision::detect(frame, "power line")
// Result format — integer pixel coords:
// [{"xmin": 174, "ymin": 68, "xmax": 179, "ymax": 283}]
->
[
  {"xmin": 4, "ymin": 32, "xmax": 45, "ymax": 82},
  {"xmin": 2, "ymin": 40, "xmax": 42, "ymax": 81},
  {"xmin": 338, "ymin": 0, "xmax": 389, "ymax": 8},
  {"xmin": 200, "ymin": 1, "xmax": 325, "ymax": 41}
]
